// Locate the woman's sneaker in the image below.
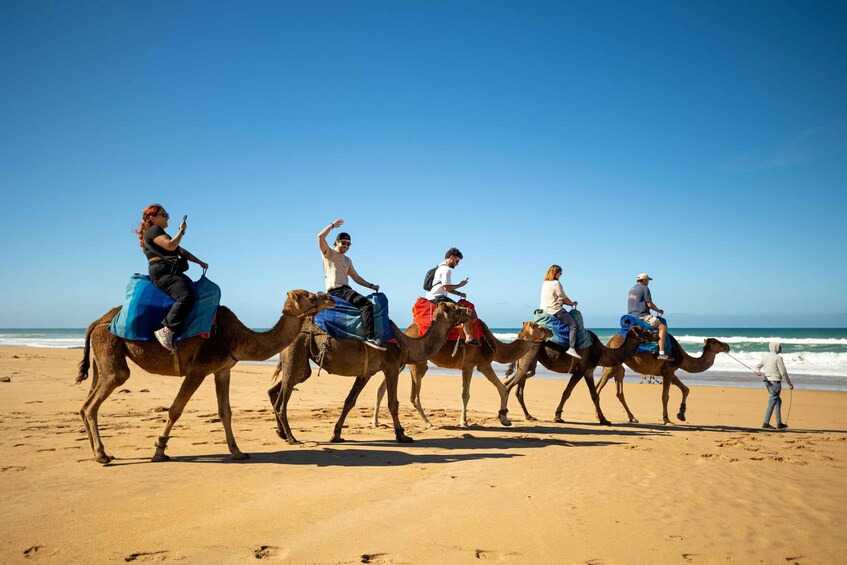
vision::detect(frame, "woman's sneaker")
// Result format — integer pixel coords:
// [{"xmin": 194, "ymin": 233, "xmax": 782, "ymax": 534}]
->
[
  {"xmin": 364, "ymin": 337, "xmax": 387, "ymax": 351},
  {"xmin": 566, "ymin": 347, "xmax": 582, "ymax": 359},
  {"xmin": 154, "ymin": 328, "xmax": 175, "ymax": 352}
]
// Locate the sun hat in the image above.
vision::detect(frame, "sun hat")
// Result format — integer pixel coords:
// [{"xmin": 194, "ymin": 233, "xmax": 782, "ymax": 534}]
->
[{"xmin": 637, "ymin": 273, "xmax": 653, "ymax": 281}]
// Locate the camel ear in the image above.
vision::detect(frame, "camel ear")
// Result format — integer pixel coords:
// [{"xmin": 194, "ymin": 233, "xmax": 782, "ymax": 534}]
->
[{"xmin": 703, "ymin": 338, "xmax": 707, "ymax": 344}]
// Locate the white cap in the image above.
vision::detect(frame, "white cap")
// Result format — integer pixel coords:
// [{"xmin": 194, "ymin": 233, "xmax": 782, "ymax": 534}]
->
[{"xmin": 637, "ymin": 273, "xmax": 653, "ymax": 281}]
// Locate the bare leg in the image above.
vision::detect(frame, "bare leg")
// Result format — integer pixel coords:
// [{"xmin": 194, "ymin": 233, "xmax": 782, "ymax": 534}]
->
[
  {"xmin": 478, "ymin": 363, "xmax": 511, "ymax": 426},
  {"xmin": 214, "ymin": 370, "xmax": 248, "ymax": 460},
  {"xmin": 331, "ymin": 377, "xmax": 371, "ymax": 443},
  {"xmin": 152, "ymin": 372, "xmax": 206, "ymax": 462}
]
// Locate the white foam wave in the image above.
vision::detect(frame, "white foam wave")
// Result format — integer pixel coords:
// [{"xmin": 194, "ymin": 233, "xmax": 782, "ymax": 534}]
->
[
  {"xmin": 0, "ymin": 337, "xmax": 84, "ymax": 348},
  {"xmin": 674, "ymin": 335, "xmax": 847, "ymax": 346}
]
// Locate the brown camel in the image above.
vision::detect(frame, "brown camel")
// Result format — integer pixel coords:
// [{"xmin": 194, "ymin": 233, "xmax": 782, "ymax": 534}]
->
[
  {"xmin": 503, "ymin": 326, "xmax": 655, "ymax": 424},
  {"xmin": 372, "ymin": 320, "xmax": 552, "ymax": 428},
  {"xmin": 595, "ymin": 334, "xmax": 730, "ymax": 424},
  {"xmin": 76, "ymin": 289, "xmax": 335, "ymax": 464},
  {"xmin": 268, "ymin": 301, "xmax": 475, "ymax": 444}
]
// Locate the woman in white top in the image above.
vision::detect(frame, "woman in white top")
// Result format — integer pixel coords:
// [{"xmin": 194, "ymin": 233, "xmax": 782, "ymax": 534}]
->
[{"xmin": 540, "ymin": 264, "xmax": 581, "ymax": 359}]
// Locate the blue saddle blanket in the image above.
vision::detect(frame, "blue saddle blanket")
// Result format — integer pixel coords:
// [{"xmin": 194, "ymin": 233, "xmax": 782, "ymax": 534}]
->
[
  {"xmin": 534, "ymin": 308, "xmax": 593, "ymax": 349},
  {"xmin": 618, "ymin": 315, "xmax": 672, "ymax": 354},
  {"xmin": 109, "ymin": 274, "xmax": 221, "ymax": 341},
  {"xmin": 314, "ymin": 292, "xmax": 395, "ymax": 342}
]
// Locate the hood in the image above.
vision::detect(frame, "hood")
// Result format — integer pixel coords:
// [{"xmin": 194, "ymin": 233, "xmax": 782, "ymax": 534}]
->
[{"xmin": 769, "ymin": 341, "xmax": 781, "ymax": 354}]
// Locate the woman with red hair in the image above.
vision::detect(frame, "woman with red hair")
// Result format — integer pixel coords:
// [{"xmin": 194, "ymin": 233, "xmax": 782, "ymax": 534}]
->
[{"xmin": 136, "ymin": 204, "xmax": 208, "ymax": 351}]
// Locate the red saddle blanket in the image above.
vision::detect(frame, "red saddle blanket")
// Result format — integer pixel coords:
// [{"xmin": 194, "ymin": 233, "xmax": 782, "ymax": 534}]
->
[{"xmin": 412, "ymin": 297, "xmax": 483, "ymax": 341}]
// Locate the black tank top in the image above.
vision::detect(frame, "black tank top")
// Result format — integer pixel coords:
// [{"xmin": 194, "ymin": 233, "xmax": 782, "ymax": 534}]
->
[{"xmin": 143, "ymin": 226, "xmax": 178, "ymax": 260}]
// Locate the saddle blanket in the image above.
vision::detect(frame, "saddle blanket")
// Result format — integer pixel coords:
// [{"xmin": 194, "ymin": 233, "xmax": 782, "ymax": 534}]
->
[
  {"xmin": 617, "ymin": 315, "xmax": 673, "ymax": 354},
  {"xmin": 109, "ymin": 274, "xmax": 221, "ymax": 341},
  {"xmin": 412, "ymin": 297, "xmax": 483, "ymax": 341},
  {"xmin": 314, "ymin": 292, "xmax": 396, "ymax": 342},
  {"xmin": 534, "ymin": 308, "xmax": 593, "ymax": 350}
]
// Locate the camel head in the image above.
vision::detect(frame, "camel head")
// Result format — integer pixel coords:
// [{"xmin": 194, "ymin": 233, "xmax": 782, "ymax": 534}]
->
[
  {"xmin": 703, "ymin": 337, "xmax": 731, "ymax": 354},
  {"xmin": 627, "ymin": 325, "xmax": 657, "ymax": 343},
  {"xmin": 518, "ymin": 321, "xmax": 553, "ymax": 342},
  {"xmin": 433, "ymin": 301, "xmax": 476, "ymax": 327},
  {"xmin": 282, "ymin": 289, "xmax": 336, "ymax": 317}
]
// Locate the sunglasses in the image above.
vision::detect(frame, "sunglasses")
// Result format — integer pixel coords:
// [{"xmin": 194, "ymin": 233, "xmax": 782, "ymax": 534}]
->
[
  {"xmin": 338, "ymin": 240, "xmax": 351, "ymax": 246},
  {"xmin": 157, "ymin": 211, "xmax": 170, "ymax": 219}
]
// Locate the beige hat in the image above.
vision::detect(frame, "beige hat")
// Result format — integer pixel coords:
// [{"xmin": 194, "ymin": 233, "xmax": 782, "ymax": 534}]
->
[{"xmin": 637, "ymin": 273, "xmax": 653, "ymax": 281}]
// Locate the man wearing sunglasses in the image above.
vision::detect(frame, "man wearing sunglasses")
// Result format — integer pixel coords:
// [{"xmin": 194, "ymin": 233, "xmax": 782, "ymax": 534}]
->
[{"xmin": 318, "ymin": 218, "xmax": 386, "ymax": 350}]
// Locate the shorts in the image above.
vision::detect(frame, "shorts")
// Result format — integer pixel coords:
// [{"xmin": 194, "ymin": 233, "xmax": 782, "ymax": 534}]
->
[{"xmin": 639, "ymin": 314, "xmax": 663, "ymax": 329}]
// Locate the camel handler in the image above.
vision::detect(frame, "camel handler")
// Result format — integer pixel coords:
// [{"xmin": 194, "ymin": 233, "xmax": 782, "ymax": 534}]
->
[
  {"xmin": 627, "ymin": 273, "xmax": 672, "ymax": 360},
  {"xmin": 756, "ymin": 341, "xmax": 794, "ymax": 429},
  {"xmin": 318, "ymin": 219, "xmax": 386, "ymax": 351},
  {"xmin": 424, "ymin": 247, "xmax": 480, "ymax": 346}
]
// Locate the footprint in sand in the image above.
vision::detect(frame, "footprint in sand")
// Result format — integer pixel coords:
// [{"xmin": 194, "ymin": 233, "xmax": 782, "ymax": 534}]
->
[
  {"xmin": 253, "ymin": 545, "xmax": 281, "ymax": 559},
  {"xmin": 359, "ymin": 553, "xmax": 389, "ymax": 563},
  {"xmin": 23, "ymin": 545, "xmax": 42, "ymax": 558},
  {"xmin": 2, "ymin": 466, "xmax": 26, "ymax": 472},
  {"xmin": 124, "ymin": 550, "xmax": 171, "ymax": 561}
]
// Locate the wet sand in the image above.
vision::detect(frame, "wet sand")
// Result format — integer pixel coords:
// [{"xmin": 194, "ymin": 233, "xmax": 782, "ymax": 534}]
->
[{"xmin": 1, "ymin": 347, "xmax": 845, "ymax": 564}]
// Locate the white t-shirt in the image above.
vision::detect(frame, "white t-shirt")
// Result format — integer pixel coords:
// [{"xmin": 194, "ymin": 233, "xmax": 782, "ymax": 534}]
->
[
  {"xmin": 425, "ymin": 262, "xmax": 452, "ymax": 300},
  {"xmin": 540, "ymin": 280, "xmax": 566, "ymax": 314},
  {"xmin": 321, "ymin": 247, "xmax": 359, "ymax": 292}
]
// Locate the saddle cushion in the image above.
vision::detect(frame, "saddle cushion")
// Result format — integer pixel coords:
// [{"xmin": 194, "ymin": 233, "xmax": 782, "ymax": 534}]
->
[
  {"xmin": 617, "ymin": 315, "xmax": 673, "ymax": 354},
  {"xmin": 314, "ymin": 292, "xmax": 396, "ymax": 342},
  {"xmin": 109, "ymin": 274, "xmax": 221, "ymax": 341},
  {"xmin": 534, "ymin": 308, "xmax": 593, "ymax": 349},
  {"xmin": 412, "ymin": 297, "xmax": 483, "ymax": 341}
]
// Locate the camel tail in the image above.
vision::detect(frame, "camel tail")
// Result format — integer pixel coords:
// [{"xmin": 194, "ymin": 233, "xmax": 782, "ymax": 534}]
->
[
  {"xmin": 505, "ymin": 362, "xmax": 516, "ymax": 377},
  {"xmin": 76, "ymin": 321, "xmax": 98, "ymax": 384}
]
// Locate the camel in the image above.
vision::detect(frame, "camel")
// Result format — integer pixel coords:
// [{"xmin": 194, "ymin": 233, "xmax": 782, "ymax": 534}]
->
[
  {"xmin": 76, "ymin": 289, "xmax": 335, "ymax": 464},
  {"xmin": 372, "ymin": 320, "xmax": 552, "ymax": 428},
  {"xmin": 595, "ymin": 334, "xmax": 730, "ymax": 424},
  {"xmin": 503, "ymin": 326, "xmax": 655, "ymax": 424},
  {"xmin": 268, "ymin": 301, "xmax": 475, "ymax": 444}
]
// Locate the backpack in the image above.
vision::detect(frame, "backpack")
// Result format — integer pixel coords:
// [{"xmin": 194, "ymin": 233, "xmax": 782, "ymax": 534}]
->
[{"xmin": 422, "ymin": 265, "xmax": 439, "ymax": 291}]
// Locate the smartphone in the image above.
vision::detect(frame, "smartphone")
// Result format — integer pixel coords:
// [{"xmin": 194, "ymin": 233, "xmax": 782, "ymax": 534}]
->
[{"xmin": 181, "ymin": 215, "xmax": 188, "ymax": 223}]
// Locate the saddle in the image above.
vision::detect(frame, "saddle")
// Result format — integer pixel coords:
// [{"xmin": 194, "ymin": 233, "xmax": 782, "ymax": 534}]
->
[
  {"xmin": 618, "ymin": 315, "xmax": 672, "ymax": 355},
  {"xmin": 412, "ymin": 297, "xmax": 483, "ymax": 341},
  {"xmin": 313, "ymin": 292, "xmax": 396, "ymax": 342},
  {"xmin": 534, "ymin": 308, "xmax": 593, "ymax": 349}
]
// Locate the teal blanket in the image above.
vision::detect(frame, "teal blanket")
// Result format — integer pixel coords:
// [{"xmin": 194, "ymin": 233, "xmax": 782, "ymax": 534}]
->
[{"xmin": 534, "ymin": 308, "xmax": 593, "ymax": 349}]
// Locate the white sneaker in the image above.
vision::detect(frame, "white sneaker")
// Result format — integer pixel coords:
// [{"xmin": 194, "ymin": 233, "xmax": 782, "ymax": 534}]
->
[
  {"xmin": 566, "ymin": 347, "xmax": 582, "ymax": 359},
  {"xmin": 154, "ymin": 328, "xmax": 175, "ymax": 352},
  {"xmin": 364, "ymin": 337, "xmax": 387, "ymax": 351}
]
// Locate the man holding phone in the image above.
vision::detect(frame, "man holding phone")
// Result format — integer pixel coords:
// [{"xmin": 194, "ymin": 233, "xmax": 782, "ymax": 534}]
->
[{"xmin": 425, "ymin": 247, "xmax": 479, "ymax": 345}]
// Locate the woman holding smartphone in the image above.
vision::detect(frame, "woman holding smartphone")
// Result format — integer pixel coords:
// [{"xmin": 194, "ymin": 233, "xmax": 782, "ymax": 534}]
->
[{"xmin": 135, "ymin": 204, "xmax": 208, "ymax": 351}]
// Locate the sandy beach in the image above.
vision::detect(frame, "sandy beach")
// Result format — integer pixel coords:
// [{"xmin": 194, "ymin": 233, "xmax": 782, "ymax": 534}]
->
[{"xmin": 1, "ymin": 346, "xmax": 845, "ymax": 564}]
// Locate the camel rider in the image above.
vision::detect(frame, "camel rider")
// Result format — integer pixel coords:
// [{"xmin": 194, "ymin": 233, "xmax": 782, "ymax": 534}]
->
[
  {"xmin": 540, "ymin": 264, "xmax": 581, "ymax": 359},
  {"xmin": 424, "ymin": 247, "xmax": 479, "ymax": 346},
  {"xmin": 318, "ymin": 219, "xmax": 386, "ymax": 351},
  {"xmin": 137, "ymin": 204, "xmax": 208, "ymax": 352},
  {"xmin": 627, "ymin": 273, "xmax": 672, "ymax": 360}
]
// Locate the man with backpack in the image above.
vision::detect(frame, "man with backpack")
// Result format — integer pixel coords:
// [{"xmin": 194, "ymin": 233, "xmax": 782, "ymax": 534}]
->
[{"xmin": 424, "ymin": 247, "xmax": 479, "ymax": 346}]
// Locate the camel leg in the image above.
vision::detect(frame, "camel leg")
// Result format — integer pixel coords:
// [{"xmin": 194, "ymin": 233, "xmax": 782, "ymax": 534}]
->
[
  {"xmin": 514, "ymin": 380, "xmax": 535, "ymax": 421},
  {"xmin": 478, "ymin": 363, "xmax": 511, "ymax": 427},
  {"xmin": 660, "ymin": 370, "xmax": 673, "ymax": 425},
  {"xmin": 269, "ymin": 344, "xmax": 311, "ymax": 445},
  {"xmin": 330, "ymin": 376, "xmax": 372, "ymax": 442},
  {"xmin": 671, "ymin": 374, "xmax": 690, "ymax": 421},
  {"xmin": 384, "ymin": 366, "xmax": 413, "ymax": 443},
  {"xmin": 459, "ymin": 367, "xmax": 474, "ymax": 427},
  {"xmin": 213, "ymin": 370, "xmax": 248, "ymax": 460},
  {"xmin": 582, "ymin": 372, "xmax": 612, "ymax": 425},
  {"xmin": 613, "ymin": 367, "xmax": 639, "ymax": 423},
  {"xmin": 267, "ymin": 380, "xmax": 288, "ymax": 441},
  {"xmin": 80, "ymin": 356, "xmax": 129, "ymax": 464},
  {"xmin": 151, "ymin": 372, "xmax": 207, "ymax": 462},
  {"xmin": 554, "ymin": 374, "xmax": 581, "ymax": 423},
  {"xmin": 372, "ymin": 377, "xmax": 387, "ymax": 428},
  {"xmin": 405, "ymin": 362, "xmax": 432, "ymax": 428}
]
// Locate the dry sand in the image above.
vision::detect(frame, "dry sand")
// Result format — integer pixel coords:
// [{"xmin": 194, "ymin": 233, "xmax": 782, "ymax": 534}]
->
[{"xmin": 1, "ymin": 347, "xmax": 845, "ymax": 564}]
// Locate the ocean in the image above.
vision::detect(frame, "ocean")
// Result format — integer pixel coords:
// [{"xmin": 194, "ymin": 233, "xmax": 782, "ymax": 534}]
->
[{"xmin": 3, "ymin": 327, "xmax": 846, "ymax": 392}]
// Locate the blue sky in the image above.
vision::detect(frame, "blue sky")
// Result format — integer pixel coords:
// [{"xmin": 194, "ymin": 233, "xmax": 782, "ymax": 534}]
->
[{"xmin": 1, "ymin": 1, "xmax": 846, "ymax": 328}]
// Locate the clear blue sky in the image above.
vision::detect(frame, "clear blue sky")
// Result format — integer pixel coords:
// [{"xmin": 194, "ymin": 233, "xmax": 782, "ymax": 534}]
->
[{"xmin": 1, "ymin": 1, "xmax": 846, "ymax": 328}]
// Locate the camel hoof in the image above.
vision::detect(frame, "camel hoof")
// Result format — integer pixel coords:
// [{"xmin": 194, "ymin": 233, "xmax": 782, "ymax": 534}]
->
[
  {"xmin": 396, "ymin": 435, "xmax": 414, "ymax": 443},
  {"xmin": 231, "ymin": 452, "xmax": 250, "ymax": 460},
  {"xmin": 526, "ymin": 415, "xmax": 537, "ymax": 422},
  {"xmin": 94, "ymin": 454, "xmax": 112, "ymax": 465},
  {"xmin": 553, "ymin": 418, "xmax": 565, "ymax": 424},
  {"xmin": 600, "ymin": 419, "xmax": 612, "ymax": 426},
  {"xmin": 330, "ymin": 436, "xmax": 346, "ymax": 443},
  {"xmin": 677, "ymin": 412, "xmax": 687, "ymax": 422},
  {"xmin": 151, "ymin": 453, "xmax": 170, "ymax": 463},
  {"xmin": 286, "ymin": 439, "xmax": 302, "ymax": 446},
  {"xmin": 630, "ymin": 418, "xmax": 640, "ymax": 424},
  {"xmin": 662, "ymin": 420, "xmax": 672, "ymax": 425}
]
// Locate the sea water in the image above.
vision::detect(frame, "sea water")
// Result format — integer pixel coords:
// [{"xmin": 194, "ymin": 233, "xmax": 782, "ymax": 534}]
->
[{"xmin": 2, "ymin": 327, "xmax": 845, "ymax": 391}]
